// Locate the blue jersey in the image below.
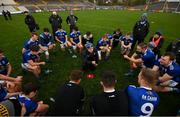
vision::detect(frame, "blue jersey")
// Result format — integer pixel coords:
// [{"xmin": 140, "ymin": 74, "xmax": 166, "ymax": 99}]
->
[
  {"xmin": 55, "ymin": 30, "xmax": 67, "ymax": 43},
  {"xmin": 0, "ymin": 84, "xmax": 7, "ymax": 102},
  {"xmin": 141, "ymin": 49, "xmax": 155, "ymax": 68},
  {"xmin": 22, "ymin": 51, "xmax": 39, "ymax": 64},
  {"xmin": 23, "ymin": 39, "xmax": 39, "ymax": 51},
  {"xmin": 18, "ymin": 94, "xmax": 38, "ymax": 115},
  {"xmin": 126, "ymin": 85, "xmax": 159, "ymax": 116},
  {"xmin": 96, "ymin": 38, "xmax": 110, "ymax": 50},
  {"xmin": 155, "ymin": 60, "xmax": 180, "ymax": 82},
  {"xmin": 70, "ymin": 31, "xmax": 81, "ymax": 44},
  {"xmin": 39, "ymin": 33, "xmax": 53, "ymax": 46},
  {"xmin": 0, "ymin": 57, "xmax": 9, "ymax": 75},
  {"xmin": 107, "ymin": 34, "xmax": 113, "ymax": 40},
  {"xmin": 121, "ymin": 36, "xmax": 133, "ymax": 46}
]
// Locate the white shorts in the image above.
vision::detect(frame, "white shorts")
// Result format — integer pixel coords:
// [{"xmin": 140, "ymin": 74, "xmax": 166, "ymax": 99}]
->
[
  {"xmin": 164, "ymin": 80, "xmax": 178, "ymax": 87},
  {"xmin": 39, "ymin": 47, "xmax": 48, "ymax": 53},
  {"xmin": 72, "ymin": 45, "xmax": 77, "ymax": 50},
  {"xmin": 60, "ymin": 42, "xmax": 68, "ymax": 48},
  {"xmin": 21, "ymin": 63, "xmax": 30, "ymax": 70}
]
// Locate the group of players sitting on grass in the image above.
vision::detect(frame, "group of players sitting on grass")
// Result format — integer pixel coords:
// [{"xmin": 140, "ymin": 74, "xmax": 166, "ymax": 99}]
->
[{"xmin": 0, "ymin": 13, "xmax": 180, "ymax": 116}]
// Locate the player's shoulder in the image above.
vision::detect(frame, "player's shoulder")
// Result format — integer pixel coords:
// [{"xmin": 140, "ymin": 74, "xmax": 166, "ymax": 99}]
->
[
  {"xmin": 0, "ymin": 56, "xmax": 8, "ymax": 61},
  {"xmin": 77, "ymin": 31, "xmax": 81, "ymax": 34},
  {"xmin": 127, "ymin": 85, "xmax": 140, "ymax": 93},
  {"xmin": 169, "ymin": 62, "xmax": 180, "ymax": 71},
  {"xmin": 63, "ymin": 30, "xmax": 67, "ymax": 34},
  {"xmin": 70, "ymin": 32, "xmax": 74, "ymax": 36},
  {"xmin": 98, "ymin": 38, "xmax": 103, "ymax": 42},
  {"xmin": 92, "ymin": 92, "xmax": 106, "ymax": 102},
  {"xmin": 128, "ymin": 85, "xmax": 137, "ymax": 89},
  {"xmin": 25, "ymin": 39, "xmax": 32, "ymax": 44}
]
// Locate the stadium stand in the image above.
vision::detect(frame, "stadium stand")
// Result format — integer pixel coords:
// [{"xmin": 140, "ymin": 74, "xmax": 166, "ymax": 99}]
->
[
  {"xmin": 0, "ymin": 0, "xmax": 16, "ymax": 5},
  {"xmin": 0, "ymin": 6, "xmax": 19, "ymax": 13},
  {"xmin": 1, "ymin": 0, "xmax": 180, "ymax": 15}
]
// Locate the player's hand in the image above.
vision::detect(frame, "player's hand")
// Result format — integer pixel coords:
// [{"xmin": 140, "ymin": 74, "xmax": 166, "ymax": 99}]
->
[
  {"xmin": 99, "ymin": 46, "xmax": 104, "ymax": 49},
  {"xmin": 124, "ymin": 55, "xmax": 129, "ymax": 59},
  {"xmin": 15, "ymin": 76, "xmax": 23, "ymax": 83},
  {"xmin": 94, "ymin": 63, "xmax": 98, "ymax": 66},
  {"xmin": 42, "ymin": 47, "xmax": 48, "ymax": 51},
  {"xmin": 21, "ymin": 103, "xmax": 26, "ymax": 117},
  {"xmin": 41, "ymin": 62, "xmax": 46, "ymax": 65},
  {"xmin": 38, "ymin": 101, "xmax": 44, "ymax": 104},
  {"xmin": 92, "ymin": 61, "xmax": 96, "ymax": 65}
]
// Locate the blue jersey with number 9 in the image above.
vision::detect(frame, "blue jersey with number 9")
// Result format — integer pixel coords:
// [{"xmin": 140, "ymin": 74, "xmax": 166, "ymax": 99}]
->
[{"xmin": 126, "ymin": 85, "xmax": 159, "ymax": 116}]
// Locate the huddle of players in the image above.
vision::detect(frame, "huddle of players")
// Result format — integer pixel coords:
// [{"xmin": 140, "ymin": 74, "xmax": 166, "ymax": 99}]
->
[
  {"xmin": 1, "ymin": 14, "xmax": 180, "ymax": 116},
  {"xmin": 20, "ymin": 26, "xmax": 180, "ymax": 115},
  {"xmin": 0, "ymin": 25, "xmax": 180, "ymax": 116}
]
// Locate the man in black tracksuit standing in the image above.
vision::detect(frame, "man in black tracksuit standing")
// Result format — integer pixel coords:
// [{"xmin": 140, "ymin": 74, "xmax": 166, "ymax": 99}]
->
[
  {"xmin": 24, "ymin": 11, "xmax": 38, "ymax": 32},
  {"xmin": 66, "ymin": 11, "xmax": 78, "ymax": 33},
  {"xmin": 49, "ymin": 11, "xmax": 62, "ymax": 38},
  {"xmin": 2, "ymin": 10, "xmax": 8, "ymax": 20},
  {"xmin": 132, "ymin": 13, "xmax": 149, "ymax": 50}
]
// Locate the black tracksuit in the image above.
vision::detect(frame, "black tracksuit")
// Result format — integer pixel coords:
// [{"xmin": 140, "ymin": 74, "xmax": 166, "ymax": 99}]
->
[
  {"xmin": 25, "ymin": 14, "xmax": 37, "ymax": 32},
  {"xmin": 132, "ymin": 20, "xmax": 149, "ymax": 49},
  {"xmin": 66, "ymin": 15, "xmax": 78, "ymax": 33},
  {"xmin": 82, "ymin": 49, "xmax": 98, "ymax": 71},
  {"xmin": 49, "ymin": 14, "xmax": 62, "ymax": 37}
]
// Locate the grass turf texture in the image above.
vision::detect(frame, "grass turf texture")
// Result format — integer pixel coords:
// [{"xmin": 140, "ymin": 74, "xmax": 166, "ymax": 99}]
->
[{"xmin": 0, "ymin": 10, "xmax": 180, "ymax": 115}]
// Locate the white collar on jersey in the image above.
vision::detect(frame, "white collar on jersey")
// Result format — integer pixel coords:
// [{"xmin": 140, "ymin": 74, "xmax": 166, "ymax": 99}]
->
[
  {"xmin": 69, "ymin": 80, "xmax": 77, "ymax": 84},
  {"xmin": 30, "ymin": 38, "xmax": 35, "ymax": 42},
  {"xmin": 167, "ymin": 61, "xmax": 173, "ymax": 67},
  {"xmin": 140, "ymin": 86, "xmax": 152, "ymax": 90},
  {"xmin": 104, "ymin": 89, "xmax": 115, "ymax": 93}
]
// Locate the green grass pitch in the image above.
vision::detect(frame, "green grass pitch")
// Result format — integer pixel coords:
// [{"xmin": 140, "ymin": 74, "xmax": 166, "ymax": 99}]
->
[{"xmin": 0, "ymin": 10, "xmax": 180, "ymax": 115}]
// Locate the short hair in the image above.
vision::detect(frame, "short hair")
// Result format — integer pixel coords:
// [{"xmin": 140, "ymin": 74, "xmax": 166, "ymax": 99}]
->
[
  {"xmin": 163, "ymin": 52, "xmax": 176, "ymax": 61},
  {"xmin": 73, "ymin": 26, "xmax": 78, "ymax": 31},
  {"xmin": 31, "ymin": 32, "xmax": 38, "ymax": 37},
  {"xmin": 140, "ymin": 68, "xmax": 159, "ymax": 86},
  {"xmin": 30, "ymin": 45, "xmax": 40, "ymax": 52},
  {"xmin": 102, "ymin": 35, "xmax": 108, "ymax": 39},
  {"xmin": 22, "ymin": 82, "xmax": 39, "ymax": 95},
  {"xmin": 86, "ymin": 31, "xmax": 91, "ymax": 36},
  {"xmin": 116, "ymin": 28, "xmax": 121, "ymax": 32},
  {"xmin": 138, "ymin": 42, "xmax": 147, "ymax": 49},
  {"xmin": 101, "ymin": 70, "xmax": 116, "ymax": 88},
  {"xmin": 70, "ymin": 70, "xmax": 83, "ymax": 82},
  {"xmin": 58, "ymin": 26, "xmax": 62, "ymax": 29},
  {"xmin": 43, "ymin": 28, "xmax": 49, "ymax": 32},
  {"xmin": 126, "ymin": 32, "xmax": 131, "ymax": 36},
  {"xmin": 0, "ymin": 49, "xmax": 3, "ymax": 54}
]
